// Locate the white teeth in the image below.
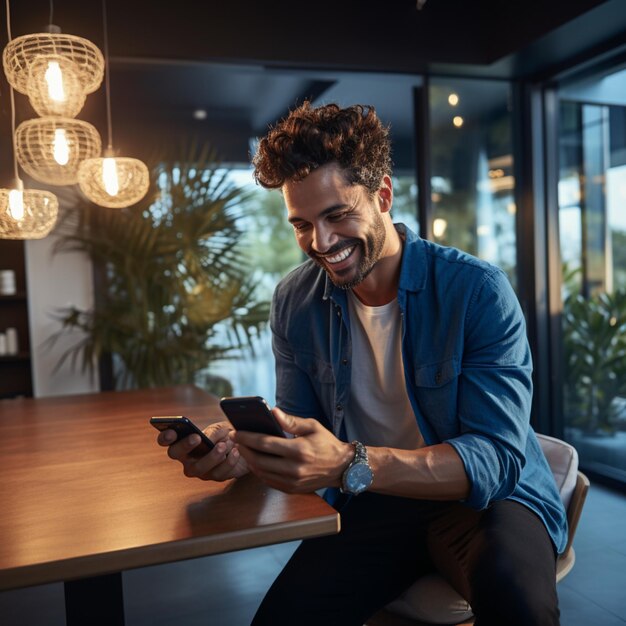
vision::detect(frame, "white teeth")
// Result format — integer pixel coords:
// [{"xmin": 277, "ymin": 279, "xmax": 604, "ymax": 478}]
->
[{"xmin": 326, "ymin": 246, "xmax": 354, "ymax": 264}]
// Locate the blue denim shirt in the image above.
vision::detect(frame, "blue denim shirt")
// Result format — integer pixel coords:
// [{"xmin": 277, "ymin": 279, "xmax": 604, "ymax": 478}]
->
[{"xmin": 270, "ymin": 224, "xmax": 567, "ymax": 553}]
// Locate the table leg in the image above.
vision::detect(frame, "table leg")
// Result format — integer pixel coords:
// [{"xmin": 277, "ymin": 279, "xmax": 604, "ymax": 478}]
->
[{"xmin": 64, "ymin": 572, "xmax": 125, "ymax": 626}]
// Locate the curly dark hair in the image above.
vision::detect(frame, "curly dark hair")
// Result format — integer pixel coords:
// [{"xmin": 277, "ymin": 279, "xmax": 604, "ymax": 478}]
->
[{"xmin": 252, "ymin": 101, "xmax": 392, "ymax": 194}]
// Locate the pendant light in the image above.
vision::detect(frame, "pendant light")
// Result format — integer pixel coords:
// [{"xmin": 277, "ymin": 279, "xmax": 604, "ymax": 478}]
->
[
  {"xmin": 15, "ymin": 116, "xmax": 102, "ymax": 185},
  {"xmin": 0, "ymin": 2, "xmax": 58, "ymax": 241},
  {"xmin": 3, "ymin": 21, "xmax": 104, "ymax": 118},
  {"xmin": 4, "ymin": 1, "xmax": 104, "ymax": 186},
  {"xmin": 78, "ymin": 0, "xmax": 149, "ymax": 209},
  {"xmin": 0, "ymin": 180, "xmax": 59, "ymax": 240}
]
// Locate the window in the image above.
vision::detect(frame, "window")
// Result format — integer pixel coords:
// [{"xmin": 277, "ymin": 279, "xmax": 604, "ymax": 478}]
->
[
  {"xmin": 429, "ymin": 78, "xmax": 517, "ymax": 286},
  {"xmin": 558, "ymin": 66, "xmax": 626, "ymax": 484}
]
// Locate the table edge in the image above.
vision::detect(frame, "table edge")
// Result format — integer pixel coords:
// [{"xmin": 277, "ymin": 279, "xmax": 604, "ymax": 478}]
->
[{"xmin": 0, "ymin": 513, "xmax": 340, "ymax": 591}]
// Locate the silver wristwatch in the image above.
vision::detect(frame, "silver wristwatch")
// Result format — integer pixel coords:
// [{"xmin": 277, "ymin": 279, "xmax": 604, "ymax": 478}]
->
[{"xmin": 340, "ymin": 440, "xmax": 374, "ymax": 495}]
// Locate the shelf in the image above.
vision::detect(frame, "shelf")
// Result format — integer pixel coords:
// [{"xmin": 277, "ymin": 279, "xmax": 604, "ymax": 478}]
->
[
  {"xmin": 0, "ymin": 293, "xmax": 27, "ymax": 301},
  {"xmin": 0, "ymin": 240, "xmax": 32, "ymax": 398},
  {"xmin": 0, "ymin": 392, "xmax": 31, "ymax": 401},
  {"xmin": 0, "ymin": 352, "xmax": 31, "ymax": 362}
]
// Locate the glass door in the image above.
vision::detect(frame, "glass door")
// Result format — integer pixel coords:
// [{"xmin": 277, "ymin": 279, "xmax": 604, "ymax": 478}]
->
[{"xmin": 558, "ymin": 65, "xmax": 626, "ymax": 484}]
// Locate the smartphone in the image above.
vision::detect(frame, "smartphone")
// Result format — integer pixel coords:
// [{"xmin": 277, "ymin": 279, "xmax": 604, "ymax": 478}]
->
[
  {"xmin": 219, "ymin": 396, "xmax": 286, "ymax": 437},
  {"xmin": 149, "ymin": 415, "xmax": 215, "ymax": 457}
]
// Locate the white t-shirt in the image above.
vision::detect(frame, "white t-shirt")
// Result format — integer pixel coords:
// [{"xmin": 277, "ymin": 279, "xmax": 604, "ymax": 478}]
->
[{"xmin": 344, "ymin": 292, "xmax": 424, "ymax": 450}]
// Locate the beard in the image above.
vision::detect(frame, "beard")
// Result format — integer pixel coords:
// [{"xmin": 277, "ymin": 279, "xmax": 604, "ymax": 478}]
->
[{"xmin": 309, "ymin": 209, "xmax": 387, "ymax": 290}]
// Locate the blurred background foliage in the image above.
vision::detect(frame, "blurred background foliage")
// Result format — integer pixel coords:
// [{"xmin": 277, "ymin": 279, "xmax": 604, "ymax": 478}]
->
[
  {"xmin": 562, "ymin": 262, "xmax": 626, "ymax": 434},
  {"xmin": 49, "ymin": 142, "xmax": 270, "ymax": 390}
]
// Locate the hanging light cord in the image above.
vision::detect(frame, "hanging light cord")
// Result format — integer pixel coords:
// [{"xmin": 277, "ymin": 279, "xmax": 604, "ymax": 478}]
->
[
  {"xmin": 5, "ymin": 0, "xmax": 20, "ymax": 185},
  {"xmin": 102, "ymin": 0, "xmax": 114, "ymax": 151},
  {"xmin": 5, "ymin": 0, "xmax": 11, "ymax": 40}
]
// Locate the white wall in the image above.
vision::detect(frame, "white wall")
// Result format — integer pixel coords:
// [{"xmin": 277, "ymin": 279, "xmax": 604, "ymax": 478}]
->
[{"xmin": 25, "ymin": 233, "xmax": 99, "ymax": 397}]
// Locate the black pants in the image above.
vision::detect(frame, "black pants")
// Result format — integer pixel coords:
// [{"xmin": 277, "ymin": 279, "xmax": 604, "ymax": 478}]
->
[{"xmin": 252, "ymin": 493, "xmax": 560, "ymax": 626}]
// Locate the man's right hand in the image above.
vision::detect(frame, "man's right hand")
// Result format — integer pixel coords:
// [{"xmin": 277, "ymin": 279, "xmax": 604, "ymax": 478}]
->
[{"xmin": 157, "ymin": 420, "xmax": 249, "ymax": 481}]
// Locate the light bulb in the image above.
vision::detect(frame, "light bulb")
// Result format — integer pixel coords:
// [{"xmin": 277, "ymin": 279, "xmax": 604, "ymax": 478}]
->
[
  {"xmin": 45, "ymin": 61, "xmax": 66, "ymax": 102},
  {"xmin": 433, "ymin": 218, "xmax": 448, "ymax": 238},
  {"xmin": 8, "ymin": 189, "xmax": 25, "ymax": 221},
  {"xmin": 53, "ymin": 129, "xmax": 70, "ymax": 165},
  {"xmin": 102, "ymin": 157, "xmax": 120, "ymax": 196}
]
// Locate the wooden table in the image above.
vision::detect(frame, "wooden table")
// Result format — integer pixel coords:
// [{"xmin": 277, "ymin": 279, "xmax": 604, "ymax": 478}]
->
[{"xmin": 0, "ymin": 385, "xmax": 340, "ymax": 625}]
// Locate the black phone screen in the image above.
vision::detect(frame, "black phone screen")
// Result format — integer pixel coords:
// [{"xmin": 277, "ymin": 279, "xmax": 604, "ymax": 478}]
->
[
  {"xmin": 219, "ymin": 396, "xmax": 285, "ymax": 437},
  {"xmin": 150, "ymin": 416, "xmax": 215, "ymax": 456}
]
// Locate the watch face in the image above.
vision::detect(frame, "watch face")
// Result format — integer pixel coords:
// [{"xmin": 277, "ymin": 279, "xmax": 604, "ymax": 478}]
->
[{"xmin": 345, "ymin": 462, "xmax": 373, "ymax": 494}]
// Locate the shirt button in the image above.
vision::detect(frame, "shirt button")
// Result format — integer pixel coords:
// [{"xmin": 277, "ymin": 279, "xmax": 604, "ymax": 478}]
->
[
  {"xmin": 342, "ymin": 358, "xmax": 348, "ymax": 365},
  {"xmin": 435, "ymin": 370, "xmax": 443, "ymax": 384},
  {"xmin": 336, "ymin": 404, "xmax": 343, "ymax": 411}
]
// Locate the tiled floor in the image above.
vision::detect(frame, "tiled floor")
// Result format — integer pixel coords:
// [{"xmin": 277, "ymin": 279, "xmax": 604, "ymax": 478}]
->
[
  {"xmin": 557, "ymin": 482, "xmax": 626, "ymax": 625},
  {"xmin": 1, "ymin": 482, "xmax": 625, "ymax": 625}
]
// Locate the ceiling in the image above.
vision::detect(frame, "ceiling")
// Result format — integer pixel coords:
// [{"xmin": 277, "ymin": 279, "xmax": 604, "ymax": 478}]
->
[{"xmin": 1, "ymin": 0, "xmax": 626, "ymax": 180}]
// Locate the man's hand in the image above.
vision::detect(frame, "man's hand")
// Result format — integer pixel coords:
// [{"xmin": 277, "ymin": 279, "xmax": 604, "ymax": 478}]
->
[
  {"xmin": 157, "ymin": 420, "xmax": 249, "ymax": 481},
  {"xmin": 232, "ymin": 407, "xmax": 354, "ymax": 493}
]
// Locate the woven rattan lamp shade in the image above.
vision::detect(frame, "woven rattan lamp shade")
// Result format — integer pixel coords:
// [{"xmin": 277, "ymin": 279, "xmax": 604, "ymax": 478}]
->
[
  {"xmin": 3, "ymin": 32, "xmax": 104, "ymax": 96},
  {"xmin": 26, "ymin": 54, "xmax": 87, "ymax": 118},
  {"xmin": 78, "ymin": 156, "xmax": 150, "ymax": 208},
  {"xmin": 15, "ymin": 117, "xmax": 102, "ymax": 185},
  {"xmin": 0, "ymin": 188, "xmax": 59, "ymax": 239}
]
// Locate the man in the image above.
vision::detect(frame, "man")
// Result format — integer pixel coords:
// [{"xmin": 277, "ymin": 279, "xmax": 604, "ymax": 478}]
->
[{"xmin": 158, "ymin": 102, "xmax": 567, "ymax": 625}]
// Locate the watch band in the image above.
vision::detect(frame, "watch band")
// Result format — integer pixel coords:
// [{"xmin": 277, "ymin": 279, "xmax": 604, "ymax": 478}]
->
[{"xmin": 351, "ymin": 440, "xmax": 368, "ymax": 464}]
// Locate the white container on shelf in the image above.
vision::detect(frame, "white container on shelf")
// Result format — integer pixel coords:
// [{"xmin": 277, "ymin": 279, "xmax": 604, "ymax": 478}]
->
[
  {"xmin": 5, "ymin": 328, "xmax": 18, "ymax": 355},
  {"xmin": 0, "ymin": 333, "xmax": 6, "ymax": 356},
  {"xmin": 0, "ymin": 270, "xmax": 16, "ymax": 295}
]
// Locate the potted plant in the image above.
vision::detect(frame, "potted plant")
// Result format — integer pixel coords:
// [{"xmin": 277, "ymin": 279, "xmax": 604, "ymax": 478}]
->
[{"xmin": 49, "ymin": 142, "xmax": 270, "ymax": 391}]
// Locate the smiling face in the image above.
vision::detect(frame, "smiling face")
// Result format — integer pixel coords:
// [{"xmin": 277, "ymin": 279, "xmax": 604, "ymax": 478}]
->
[{"xmin": 283, "ymin": 163, "xmax": 393, "ymax": 290}]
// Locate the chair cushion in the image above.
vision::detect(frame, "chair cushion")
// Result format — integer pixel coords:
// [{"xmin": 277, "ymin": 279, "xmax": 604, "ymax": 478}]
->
[
  {"xmin": 385, "ymin": 573, "xmax": 473, "ymax": 624},
  {"xmin": 535, "ymin": 433, "xmax": 578, "ymax": 508}
]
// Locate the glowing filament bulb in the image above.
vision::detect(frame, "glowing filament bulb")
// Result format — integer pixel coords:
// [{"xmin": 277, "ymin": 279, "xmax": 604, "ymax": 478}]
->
[
  {"xmin": 45, "ymin": 61, "xmax": 66, "ymax": 102},
  {"xmin": 8, "ymin": 189, "xmax": 25, "ymax": 221},
  {"xmin": 53, "ymin": 129, "xmax": 70, "ymax": 165},
  {"xmin": 102, "ymin": 158, "xmax": 120, "ymax": 196}
]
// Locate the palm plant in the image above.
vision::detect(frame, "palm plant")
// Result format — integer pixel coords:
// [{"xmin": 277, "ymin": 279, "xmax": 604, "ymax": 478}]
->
[
  {"xmin": 49, "ymin": 142, "xmax": 270, "ymax": 389},
  {"xmin": 562, "ymin": 264, "xmax": 626, "ymax": 434}
]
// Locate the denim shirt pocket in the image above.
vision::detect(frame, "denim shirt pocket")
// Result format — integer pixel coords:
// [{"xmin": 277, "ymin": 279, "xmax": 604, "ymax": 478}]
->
[
  {"xmin": 293, "ymin": 351, "xmax": 336, "ymax": 415},
  {"xmin": 412, "ymin": 357, "xmax": 461, "ymax": 440}
]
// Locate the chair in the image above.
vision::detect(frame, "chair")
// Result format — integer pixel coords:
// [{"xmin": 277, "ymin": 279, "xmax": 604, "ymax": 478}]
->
[{"xmin": 366, "ymin": 434, "xmax": 590, "ymax": 626}]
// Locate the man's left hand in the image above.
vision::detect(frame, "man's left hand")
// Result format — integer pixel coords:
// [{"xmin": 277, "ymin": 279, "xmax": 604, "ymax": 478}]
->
[{"xmin": 231, "ymin": 407, "xmax": 354, "ymax": 493}]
